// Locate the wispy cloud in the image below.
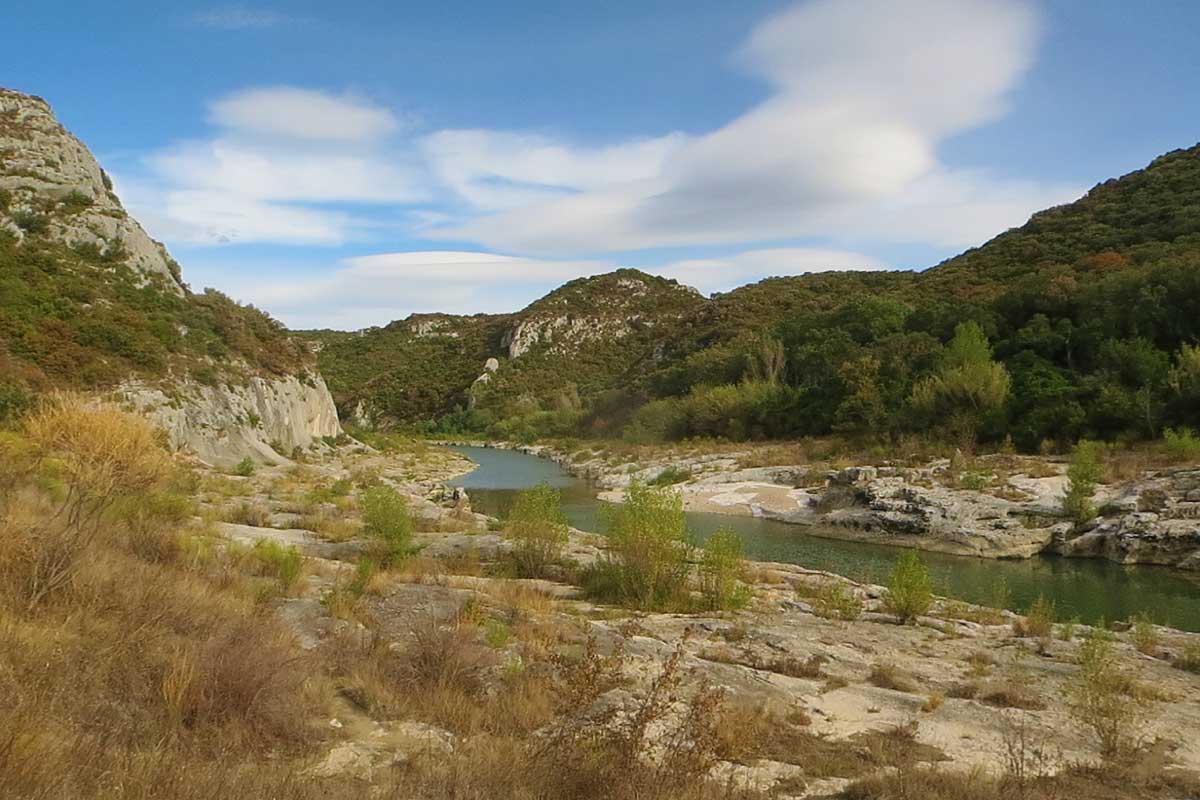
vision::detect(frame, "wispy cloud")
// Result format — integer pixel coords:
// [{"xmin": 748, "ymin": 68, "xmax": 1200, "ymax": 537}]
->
[
  {"xmin": 432, "ymin": 0, "xmax": 1079, "ymax": 254},
  {"xmin": 133, "ymin": 0, "xmax": 1083, "ymax": 309},
  {"xmin": 191, "ymin": 5, "xmax": 300, "ymax": 31},
  {"xmin": 201, "ymin": 247, "xmax": 887, "ymax": 329},
  {"xmin": 126, "ymin": 87, "xmax": 422, "ymax": 246}
]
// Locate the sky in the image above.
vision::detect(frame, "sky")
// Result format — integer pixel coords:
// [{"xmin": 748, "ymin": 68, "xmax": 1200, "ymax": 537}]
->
[{"xmin": 6, "ymin": 0, "xmax": 1200, "ymax": 329}]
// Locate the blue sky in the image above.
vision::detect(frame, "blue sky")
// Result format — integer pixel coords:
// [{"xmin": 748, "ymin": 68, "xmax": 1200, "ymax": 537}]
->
[{"xmin": 6, "ymin": 1, "xmax": 1199, "ymax": 328}]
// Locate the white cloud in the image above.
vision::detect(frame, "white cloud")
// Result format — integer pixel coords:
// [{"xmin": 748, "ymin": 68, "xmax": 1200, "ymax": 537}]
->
[
  {"xmin": 198, "ymin": 247, "xmax": 886, "ymax": 329},
  {"xmin": 133, "ymin": 88, "xmax": 420, "ymax": 246},
  {"xmin": 192, "ymin": 6, "xmax": 298, "ymax": 30},
  {"xmin": 419, "ymin": 130, "xmax": 688, "ymax": 211},
  {"xmin": 139, "ymin": 0, "xmax": 1081, "ymax": 282},
  {"xmin": 650, "ymin": 248, "xmax": 887, "ymax": 295},
  {"xmin": 209, "ymin": 87, "xmax": 401, "ymax": 142},
  {"xmin": 428, "ymin": 0, "xmax": 1080, "ymax": 254},
  {"xmin": 147, "ymin": 139, "xmax": 423, "ymax": 204}
]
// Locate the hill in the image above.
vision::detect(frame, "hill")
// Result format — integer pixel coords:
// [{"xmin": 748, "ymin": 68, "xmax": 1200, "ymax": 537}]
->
[
  {"xmin": 0, "ymin": 88, "xmax": 341, "ymax": 462},
  {"xmin": 318, "ymin": 142, "xmax": 1200, "ymax": 450}
]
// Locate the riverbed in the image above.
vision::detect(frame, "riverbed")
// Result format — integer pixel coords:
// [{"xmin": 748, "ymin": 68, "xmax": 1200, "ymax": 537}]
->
[{"xmin": 450, "ymin": 445, "xmax": 1200, "ymax": 631}]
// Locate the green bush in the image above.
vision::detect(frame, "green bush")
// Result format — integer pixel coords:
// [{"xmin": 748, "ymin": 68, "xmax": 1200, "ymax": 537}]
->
[
  {"xmin": 649, "ymin": 465, "xmax": 691, "ymax": 486},
  {"xmin": 232, "ymin": 456, "xmax": 255, "ymax": 477},
  {"xmin": 697, "ymin": 528, "xmax": 750, "ymax": 611},
  {"xmin": 0, "ymin": 381, "xmax": 30, "ymax": 427},
  {"xmin": 360, "ymin": 485, "xmax": 414, "ymax": 566},
  {"xmin": 1162, "ymin": 426, "xmax": 1200, "ymax": 461},
  {"xmin": 249, "ymin": 540, "xmax": 303, "ymax": 592},
  {"xmin": 885, "ymin": 550, "xmax": 933, "ymax": 623},
  {"xmin": 586, "ymin": 482, "xmax": 692, "ymax": 610},
  {"xmin": 811, "ymin": 583, "xmax": 863, "ymax": 621},
  {"xmin": 504, "ymin": 483, "xmax": 569, "ymax": 578},
  {"xmin": 1063, "ymin": 440, "xmax": 1105, "ymax": 525}
]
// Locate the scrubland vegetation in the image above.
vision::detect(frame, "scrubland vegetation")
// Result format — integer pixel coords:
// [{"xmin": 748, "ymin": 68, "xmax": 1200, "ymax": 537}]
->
[{"xmin": 1, "ymin": 396, "xmax": 1198, "ymax": 799}]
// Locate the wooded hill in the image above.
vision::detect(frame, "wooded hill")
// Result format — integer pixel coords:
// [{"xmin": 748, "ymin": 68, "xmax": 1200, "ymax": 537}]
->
[{"xmin": 312, "ymin": 143, "xmax": 1200, "ymax": 451}]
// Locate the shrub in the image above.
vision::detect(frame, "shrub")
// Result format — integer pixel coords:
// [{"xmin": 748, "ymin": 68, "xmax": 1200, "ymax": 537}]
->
[
  {"xmin": 232, "ymin": 456, "xmax": 256, "ymax": 477},
  {"xmin": 1014, "ymin": 595, "xmax": 1056, "ymax": 639},
  {"xmin": 586, "ymin": 482, "xmax": 692, "ymax": 610},
  {"xmin": 867, "ymin": 663, "xmax": 919, "ymax": 693},
  {"xmin": 1174, "ymin": 642, "xmax": 1200, "ymax": 674},
  {"xmin": 16, "ymin": 395, "xmax": 171, "ymax": 607},
  {"xmin": 650, "ymin": 465, "xmax": 692, "ymax": 486},
  {"xmin": 1063, "ymin": 440, "xmax": 1104, "ymax": 526},
  {"xmin": 1129, "ymin": 613, "xmax": 1161, "ymax": 656},
  {"xmin": 360, "ymin": 485, "xmax": 414, "ymax": 566},
  {"xmin": 885, "ymin": 550, "xmax": 933, "ymax": 623},
  {"xmin": 1067, "ymin": 628, "xmax": 1147, "ymax": 756},
  {"xmin": 698, "ymin": 528, "xmax": 750, "ymax": 611},
  {"xmin": 1162, "ymin": 426, "xmax": 1200, "ymax": 461},
  {"xmin": 0, "ymin": 380, "xmax": 30, "ymax": 427},
  {"xmin": 504, "ymin": 483, "xmax": 569, "ymax": 578},
  {"xmin": 247, "ymin": 540, "xmax": 303, "ymax": 592},
  {"xmin": 811, "ymin": 582, "xmax": 863, "ymax": 621}
]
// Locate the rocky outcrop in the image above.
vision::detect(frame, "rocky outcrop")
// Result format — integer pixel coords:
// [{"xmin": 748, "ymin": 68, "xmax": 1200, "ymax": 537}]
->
[
  {"xmin": 119, "ymin": 372, "xmax": 342, "ymax": 467},
  {"xmin": 0, "ymin": 89, "xmax": 184, "ymax": 293},
  {"xmin": 548, "ymin": 444, "xmax": 1200, "ymax": 568}
]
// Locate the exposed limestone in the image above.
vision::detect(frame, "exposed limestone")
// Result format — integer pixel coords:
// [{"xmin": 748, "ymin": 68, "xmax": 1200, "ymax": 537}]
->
[
  {"xmin": 522, "ymin": 443, "xmax": 1200, "ymax": 568},
  {"xmin": 119, "ymin": 371, "xmax": 342, "ymax": 466},
  {"xmin": 0, "ymin": 88, "xmax": 184, "ymax": 293}
]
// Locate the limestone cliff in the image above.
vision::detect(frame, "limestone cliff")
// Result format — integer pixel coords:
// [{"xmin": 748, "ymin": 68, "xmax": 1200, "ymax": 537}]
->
[
  {"xmin": 0, "ymin": 86, "xmax": 344, "ymax": 463},
  {"xmin": 0, "ymin": 89, "xmax": 183, "ymax": 293},
  {"xmin": 120, "ymin": 372, "xmax": 342, "ymax": 467}
]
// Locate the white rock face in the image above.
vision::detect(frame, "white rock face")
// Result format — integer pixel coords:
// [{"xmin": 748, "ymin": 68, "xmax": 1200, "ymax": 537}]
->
[
  {"xmin": 119, "ymin": 372, "xmax": 342, "ymax": 467},
  {"xmin": 0, "ymin": 89, "xmax": 183, "ymax": 294}
]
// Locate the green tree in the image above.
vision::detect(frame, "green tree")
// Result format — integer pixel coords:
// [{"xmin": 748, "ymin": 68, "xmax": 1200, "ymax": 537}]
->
[
  {"xmin": 910, "ymin": 322, "xmax": 1011, "ymax": 446},
  {"xmin": 1063, "ymin": 440, "xmax": 1105, "ymax": 526},
  {"xmin": 504, "ymin": 483, "xmax": 569, "ymax": 578}
]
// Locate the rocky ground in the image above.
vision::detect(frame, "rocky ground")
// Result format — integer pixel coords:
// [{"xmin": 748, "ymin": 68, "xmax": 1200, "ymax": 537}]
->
[
  {"xmin": 191, "ymin": 441, "xmax": 1200, "ymax": 798},
  {"xmin": 497, "ymin": 442, "xmax": 1200, "ymax": 569}
]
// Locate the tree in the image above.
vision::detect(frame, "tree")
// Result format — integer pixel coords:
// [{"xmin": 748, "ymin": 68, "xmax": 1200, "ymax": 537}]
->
[
  {"xmin": 1063, "ymin": 440, "xmax": 1105, "ymax": 526},
  {"xmin": 910, "ymin": 322, "xmax": 1011, "ymax": 446}
]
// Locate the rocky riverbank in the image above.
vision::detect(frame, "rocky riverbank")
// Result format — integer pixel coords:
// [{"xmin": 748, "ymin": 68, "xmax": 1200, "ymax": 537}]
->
[
  {"xmin": 194, "ymin": 440, "xmax": 1200, "ymax": 796},
  {"xmin": 442, "ymin": 440, "xmax": 1200, "ymax": 569}
]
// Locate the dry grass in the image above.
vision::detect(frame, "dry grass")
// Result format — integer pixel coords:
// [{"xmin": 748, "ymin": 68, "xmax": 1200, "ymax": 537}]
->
[
  {"xmin": 842, "ymin": 761, "xmax": 1200, "ymax": 800},
  {"xmin": 867, "ymin": 662, "xmax": 921, "ymax": 693}
]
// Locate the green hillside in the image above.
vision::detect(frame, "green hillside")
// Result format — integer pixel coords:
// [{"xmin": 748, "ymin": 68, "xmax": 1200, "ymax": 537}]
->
[{"xmin": 312, "ymin": 143, "xmax": 1200, "ymax": 450}]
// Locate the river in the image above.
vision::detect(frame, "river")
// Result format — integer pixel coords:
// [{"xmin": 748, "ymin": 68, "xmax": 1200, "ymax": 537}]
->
[{"xmin": 448, "ymin": 445, "xmax": 1200, "ymax": 631}]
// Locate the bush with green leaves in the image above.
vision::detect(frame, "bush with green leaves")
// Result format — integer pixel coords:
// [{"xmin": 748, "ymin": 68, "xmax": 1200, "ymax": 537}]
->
[
  {"xmin": 360, "ymin": 485, "xmax": 414, "ymax": 566},
  {"xmin": 697, "ymin": 528, "xmax": 750, "ymax": 611},
  {"xmin": 504, "ymin": 482, "xmax": 569, "ymax": 578},
  {"xmin": 232, "ymin": 456, "xmax": 255, "ymax": 477},
  {"xmin": 586, "ymin": 482, "xmax": 693, "ymax": 610},
  {"xmin": 1162, "ymin": 426, "xmax": 1200, "ymax": 461},
  {"xmin": 811, "ymin": 582, "xmax": 863, "ymax": 621},
  {"xmin": 885, "ymin": 550, "xmax": 933, "ymax": 623},
  {"xmin": 1063, "ymin": 440, "xmax": 1105, "ymax": 526}
]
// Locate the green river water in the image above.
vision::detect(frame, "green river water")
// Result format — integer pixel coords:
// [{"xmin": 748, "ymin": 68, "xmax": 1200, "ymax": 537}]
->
[{"xmin": 448, "ymin": 446, "xmax": 1200, "ymax": 631}]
